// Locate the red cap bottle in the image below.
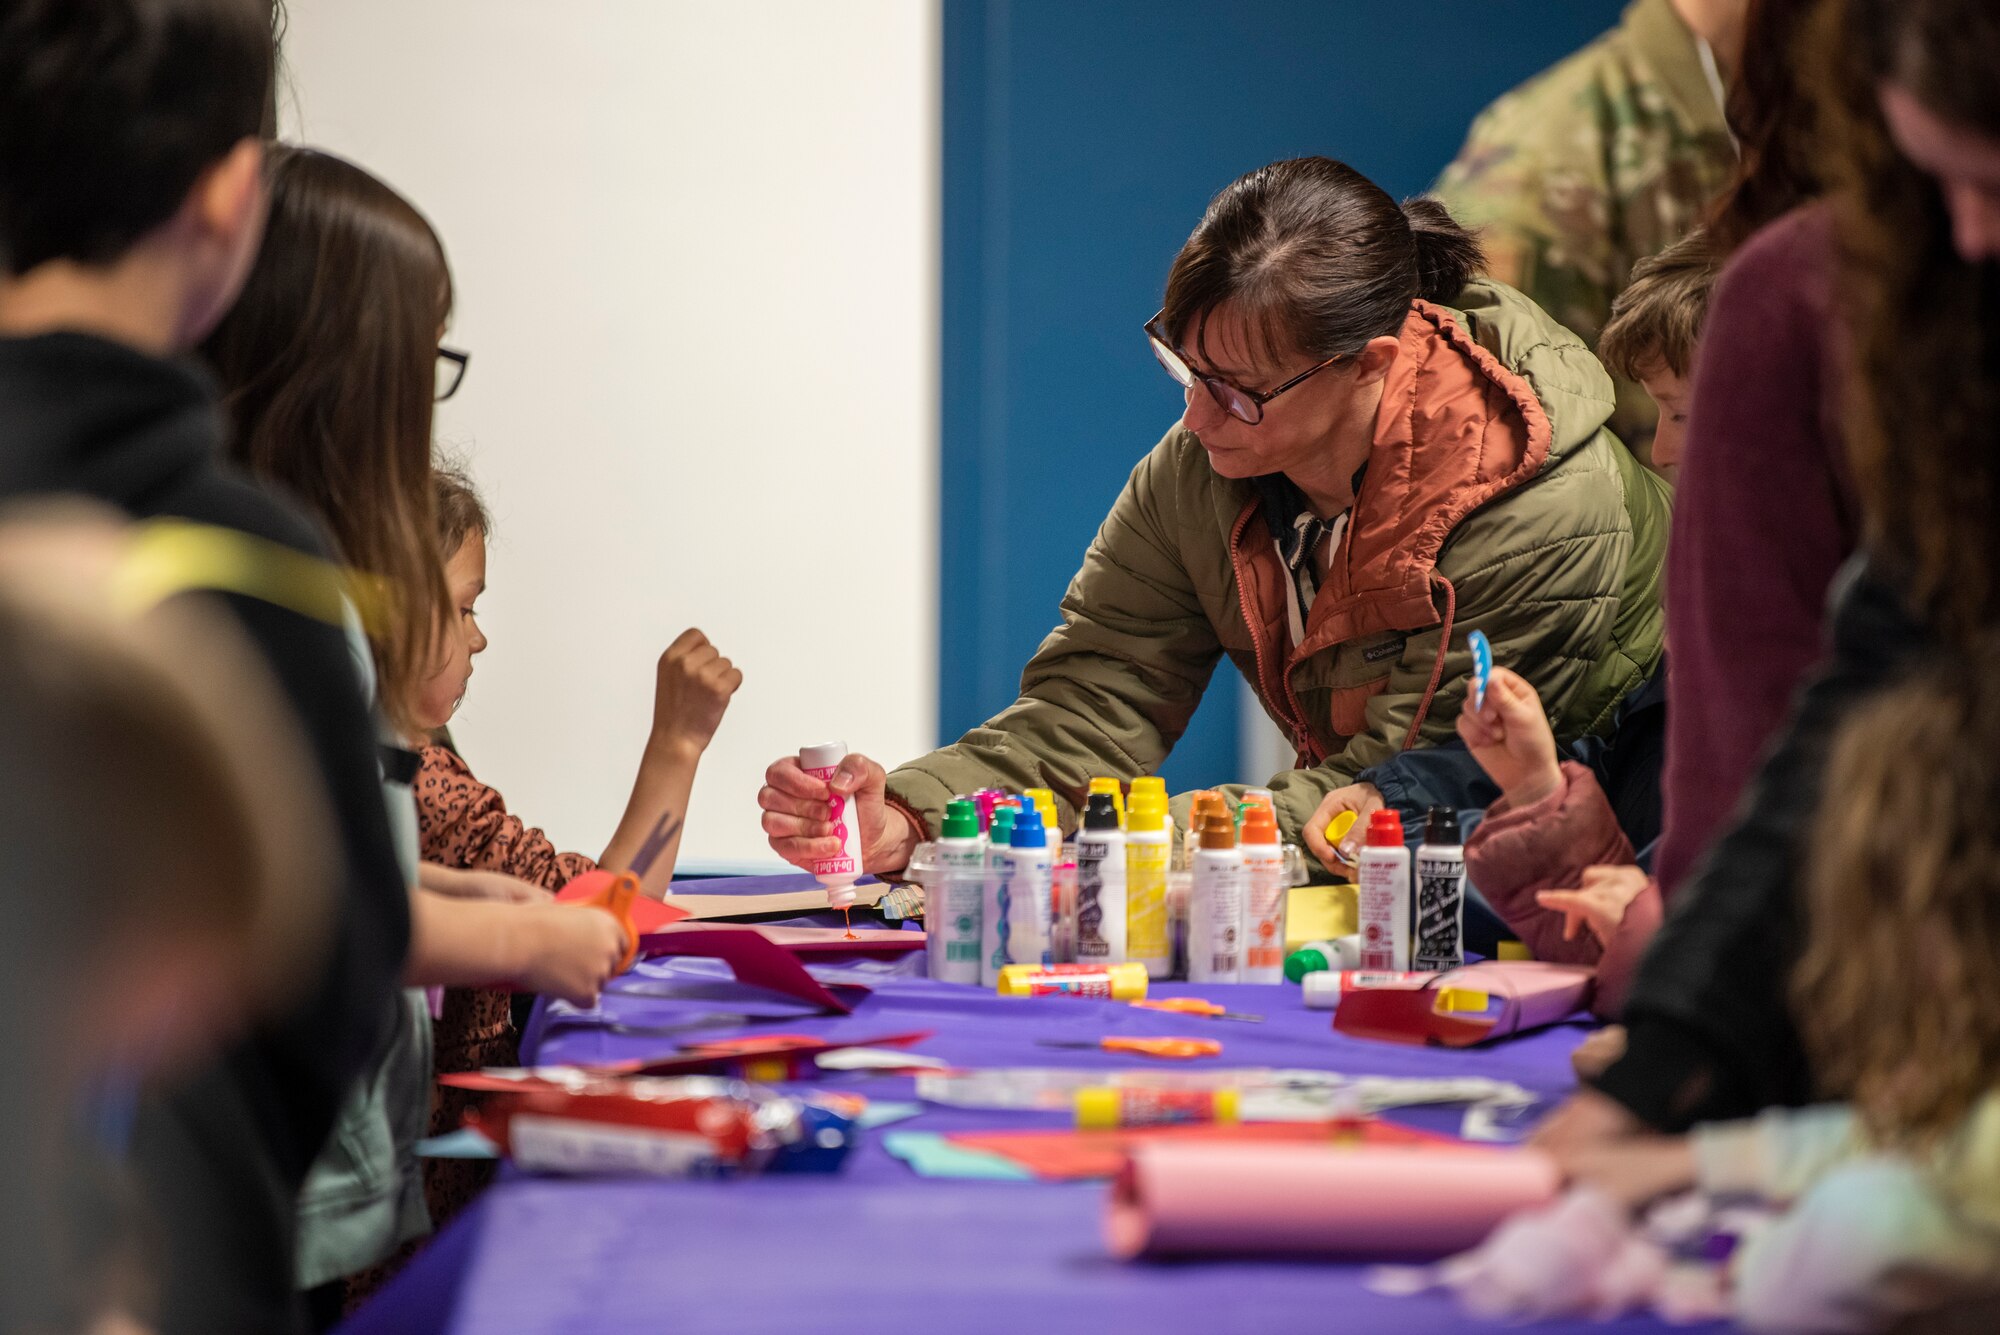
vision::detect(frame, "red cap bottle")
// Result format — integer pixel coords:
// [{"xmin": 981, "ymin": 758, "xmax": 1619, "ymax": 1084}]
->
[{"xmin": 1365, "ymin": 808, "xmax": 1405, "ymax": 847}]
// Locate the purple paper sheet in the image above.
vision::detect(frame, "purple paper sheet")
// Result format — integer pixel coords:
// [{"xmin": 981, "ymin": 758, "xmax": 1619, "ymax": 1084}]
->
[{"xmin": 342, "ymin": 878, "xmax": 1730, "ymax": 1335}]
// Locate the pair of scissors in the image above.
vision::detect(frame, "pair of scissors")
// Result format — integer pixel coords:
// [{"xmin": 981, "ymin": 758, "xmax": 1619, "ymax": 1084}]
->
[
  {"xmin": 1037, "ymin": 1036, "xmax": 1223, "ymax": 1060},
  {"xmin": 1131, "ymin": 997, "xmax": 1263, "ymax": 1023}
]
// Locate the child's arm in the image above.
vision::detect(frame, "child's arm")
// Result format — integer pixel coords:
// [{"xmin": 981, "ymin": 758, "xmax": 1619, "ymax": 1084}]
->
[
  {"xmin": 1457, "ymin": 667, "xmax": 1642, "ymax": 967},
  {"xmin": 599, "ymin": 629, "xmax": 742, "ymax": 898},
  {"xmin": 417, "ymin": 861, "xmax": 555, "ymax": 903},
  {"xmin": 403, "ymin": 888, "xmax": 626, "ymax": 1007}
]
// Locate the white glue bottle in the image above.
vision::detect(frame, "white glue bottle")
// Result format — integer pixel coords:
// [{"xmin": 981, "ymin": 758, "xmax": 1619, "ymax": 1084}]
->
[
  {"xmin": 929, "ymin": 798, "xmax": 986, "ymax": 984},
  {"xmin": 1073, "ymin": 793, "xmax": 1127, "ymax": 963},
  {"xmin": 1357, "ymin": 808, "xmax": 1412, "ymax": 970},
  {"xmin": 1007, "ymin": 805, "xmax": 1053, "ymax": 966},
  {"xmin": 1125, "ymin": 797, "xmax": 1172, "ymax": 979},
  {"xmin": 799, "ymin": 741, "xmax": 864, "ymax": 909},
  {"xmin": 1413, "ymin": 806, "xmax": 1466, "ymax": 972},
  {"xmin": 1187, "ymin": 813, "xmax": 1244, "ymax": 983},
  {"xmin": 1237, "ymin": 806, "xmax": 1287, "ymax": 983},
  {"xmin": 979, "ymin": 806, "xmax": 1019, "ymax": 987}
]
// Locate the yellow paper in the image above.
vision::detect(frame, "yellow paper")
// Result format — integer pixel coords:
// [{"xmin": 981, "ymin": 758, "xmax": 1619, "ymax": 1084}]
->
[{"xmin": 1286, "ymin": 883, "xmax": 1357, "ymax": 952}]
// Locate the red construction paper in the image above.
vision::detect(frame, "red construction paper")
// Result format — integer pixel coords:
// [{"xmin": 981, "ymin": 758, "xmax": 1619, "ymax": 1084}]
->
[
  {"xmin": 438, "ymin": 1030, "xmax": 934, "ymax": 1085},
  {"xmin": 947, "ymin": 1117, "xmax": 1459, "ymax": 1182},
  {"xmin": 629, "ymin": 924, "xmax": 870, "ymax": 1013},
  {"xmin": 1332, "ymin": 961, "xmax": 1595, "ymax": 1047}
]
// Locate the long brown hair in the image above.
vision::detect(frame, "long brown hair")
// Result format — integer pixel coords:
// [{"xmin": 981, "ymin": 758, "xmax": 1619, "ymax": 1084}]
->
[
  {"xmin": 1703, "ymin": 0, "xmax": 1828, "ymax": 256},
  {"xmin": 1795, "ymin": 648, "xmax": 2000, "ymax": 1145},
  {"xmin": 203, "ymin": 144, "xmax": 451, "ymax": 735},
  {"xmin": 1162, "ymin": 157, "xmax": 1484, "ymax": 364},
  {"xmin": 1817, "ymin": 0, "xmax": 2000, "ymax": 649}
]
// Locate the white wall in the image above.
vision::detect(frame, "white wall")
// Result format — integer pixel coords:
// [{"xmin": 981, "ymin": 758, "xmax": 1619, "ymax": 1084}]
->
[{"xmin": 280, "ymin": 1, "xmax": 939, "ymax": 868}]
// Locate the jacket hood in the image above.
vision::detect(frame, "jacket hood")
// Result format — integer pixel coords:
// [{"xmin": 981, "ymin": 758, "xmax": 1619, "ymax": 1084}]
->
[
  {"xmin": 0, "ymin": 332, "xmax": 222, "ymax": 510},
  {"xmin": 1291, "ymin": 279, "xmax": 1618, "ymax": 654}
]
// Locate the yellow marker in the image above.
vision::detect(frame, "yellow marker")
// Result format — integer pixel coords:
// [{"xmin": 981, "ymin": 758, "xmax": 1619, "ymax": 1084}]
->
[{"xmin": 1323, "ymin": 808, "xmax": 1359, "ymax": 848}]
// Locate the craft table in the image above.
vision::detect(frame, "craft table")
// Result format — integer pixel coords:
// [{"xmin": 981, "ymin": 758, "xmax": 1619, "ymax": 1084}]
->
[{"xmin": 342, "ymin": 874, "xmax": 1726, "ymax": 1335}]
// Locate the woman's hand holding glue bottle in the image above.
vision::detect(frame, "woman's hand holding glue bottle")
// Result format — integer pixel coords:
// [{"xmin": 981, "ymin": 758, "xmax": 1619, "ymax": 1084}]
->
[{"xmin": 760, "ymin": 745, "xmax": 922, "ymax": 876}]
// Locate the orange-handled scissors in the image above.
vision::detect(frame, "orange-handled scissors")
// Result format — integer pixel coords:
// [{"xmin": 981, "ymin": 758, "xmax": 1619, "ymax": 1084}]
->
[
  {"xmin": 570, "ymin": 869, "xmax": 643, "ymax": 973},
  {"xmin": 1037, "ymin": 1036, "xmax": 1223, "ymax": 1059},
  {"xmin": 1132, "ymin": 997, "xmax": 1264, "ymax": 1023}
]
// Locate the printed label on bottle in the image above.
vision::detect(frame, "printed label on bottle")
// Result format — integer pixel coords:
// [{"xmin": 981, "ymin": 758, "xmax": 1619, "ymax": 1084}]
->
[
  {"xmin": 1413, "ymin": 852, "xmax": 1464, "ymax": 972},
  {"xmin": 1075, "ymin": 842, "xmax": 1110, "ymax": 959},
  {"xmin": 1126, "ymin": 842, "xmax": 1169, "ymax": 964}
]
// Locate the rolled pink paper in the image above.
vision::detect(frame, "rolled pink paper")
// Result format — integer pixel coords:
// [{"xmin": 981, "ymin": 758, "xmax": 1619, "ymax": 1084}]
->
[{"xmin": 1108, "ymin": 1143, "xmax": 1560, "ymax": 1260}]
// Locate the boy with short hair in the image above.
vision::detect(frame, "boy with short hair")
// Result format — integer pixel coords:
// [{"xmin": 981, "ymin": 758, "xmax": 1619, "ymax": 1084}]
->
[
  {"xmin": 0, "ymin": 2, "xmax": 411, "ymax": 1330},
  {"xmin": 1597, "ymin": 229, "xmax": 1723, "ymax": 487}
]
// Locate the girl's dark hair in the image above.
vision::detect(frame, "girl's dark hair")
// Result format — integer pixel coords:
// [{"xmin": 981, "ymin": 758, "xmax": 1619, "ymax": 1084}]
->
[
  {"xmin": 1816, "ymin": 0, "xmax": 2000, "ymax": 649},
  {"xmin": 1161, "ymin": 157, "xmax": 1484, "ymax": 365},
  {"xmin": 1705, "ymin": 0, "xmax": 1828, "ymax": 256},
  {"xmin": 432, "ymin": 462, "xmax": 489, "ymax": 555},
  {"xmin": 202, "ymin": 144, "xmax": 452, "ymax": 736}
]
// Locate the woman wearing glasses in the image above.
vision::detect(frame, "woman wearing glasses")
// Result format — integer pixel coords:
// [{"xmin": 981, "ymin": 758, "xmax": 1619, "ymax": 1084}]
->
[{"xmin": 760, "ymin": 155, "xmax": 1669, "ymax": 880}]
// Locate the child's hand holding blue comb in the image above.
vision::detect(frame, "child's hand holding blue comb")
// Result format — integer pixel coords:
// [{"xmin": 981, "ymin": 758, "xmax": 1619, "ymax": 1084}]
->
[{"xmin": 1457, "ymin": 653, "xmax": 1564, "ymax": 810}]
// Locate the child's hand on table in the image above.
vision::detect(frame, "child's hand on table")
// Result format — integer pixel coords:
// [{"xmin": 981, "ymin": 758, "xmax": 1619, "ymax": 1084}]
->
[
  {"xmin": 1559, "ymin": 1135, "xmax": 1698, "ymax": 1211},
  {"xmin": 1457, "ymin": 665, "xmax": 1563, "ymax": 808},
  {"xmin": 651, "ymin": 628, "xmax": 742, "ymax": 758},
  {"xmin": 1303, "ymin": 782, "xmax": 1385, "ymax": 874},
  {"xmin": 1538, "ymin": 866, "xmax": 1651, "ymax": 946},
  {"xmin": 516, "ymin": 903, "xmax": 628, "ymax": 1007}
]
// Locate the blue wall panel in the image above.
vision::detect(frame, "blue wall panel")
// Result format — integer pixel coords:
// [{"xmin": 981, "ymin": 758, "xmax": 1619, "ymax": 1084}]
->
[{"xmin": 941, "ymin": 0, "xmax": 1624, "ymax": 792}]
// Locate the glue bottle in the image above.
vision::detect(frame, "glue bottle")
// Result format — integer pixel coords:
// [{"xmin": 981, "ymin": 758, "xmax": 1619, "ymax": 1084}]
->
[
  {"xmin": 929, "ymin": 798, "xmax": 985, "ymax": 985},
  {"xmin": 1283, "ymin": 935, "xmax": 1362, "ymax": 982},
  {"xmin": 1007, "ymin": 802, "xmax": 1053, "ymax": 966},
  {"xmin": 1238, "ymin": 806, "xmax": 1287, "ymax": 983},
  {"xmin": 980, "ymin": 805, "xmax": 1018, "ymax": 986},
  {"xmin": 1356, "ymin": 808, "xmax": 1411, "ymax": 970},
  {"xmin": 1073, "ymin": 792, "xmax": 1127, "ymax": 963},
  {"xmin": 1125, "ymin": 793, "xmax": 1171, "ymax": 978},
  {"xmin": 798, "ymin": 742, "xmax": 864, "ymax": 908},
  {"xmin": 1023, "ymin": 788, "xmax": 1063, "ymax": 859},
  {"xmin": 1413, "ymin": 806, "xmax": 1466, "ymax": 972},
  {"xmin": 1188, "ymin": 812, "xmax": 1244, "ymax": 983}
]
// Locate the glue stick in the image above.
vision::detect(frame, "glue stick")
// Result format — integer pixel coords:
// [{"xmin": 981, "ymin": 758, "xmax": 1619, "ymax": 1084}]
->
[
  {"xmin": 1301, "ymin": 969, "xmax": 1431, "ymax": 1010},
  {"xmin": 980, "ymin": 805, "xmax": 1018, "ymax": 987},
  {"xmin": 1238, "ymin": 806, "xmax": 1286, "ymax": 983},
  {"xmin": 1125, "ymin": 794, "xmax": 1171, "ymax": 978},
  {"xmin": 1076, "ymin": 1086, "xmax": 1239, "ymax": 1129},
  {"xmin": 929, "ymin": 799, "xmax": 985, "ymax": 985},
  {"xmin": 799, "ymin": 742, "xmax": 864, "ymax": 908},
  {"xmin": 1356, "ymin": 809, "xmax": 1411, "ymax": 970}
]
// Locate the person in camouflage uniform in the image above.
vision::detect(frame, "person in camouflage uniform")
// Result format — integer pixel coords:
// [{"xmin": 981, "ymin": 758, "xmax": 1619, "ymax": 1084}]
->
[{"xmin": 1433, "ymin": 0, "xmax": 1740, "ymax": 459}]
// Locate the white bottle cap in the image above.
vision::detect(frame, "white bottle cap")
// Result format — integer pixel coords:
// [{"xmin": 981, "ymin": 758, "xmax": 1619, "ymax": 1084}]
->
[
  {"xmin": 799, "ymin": 741, "xmax": 849, "ymax": 771},
  {"xmin": 1302, "ymin": 971, "xmax": 1345, "ymax": 1010}
]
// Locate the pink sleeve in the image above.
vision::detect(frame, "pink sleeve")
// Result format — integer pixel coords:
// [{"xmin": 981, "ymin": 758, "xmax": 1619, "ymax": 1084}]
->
[
  {"xmin": 1465, "ymin": 761, "xmax": 1635, "ymax": 966},
  {"xmin": 415, "ymin": 745, "xmax": 598, "ymax": 891}
]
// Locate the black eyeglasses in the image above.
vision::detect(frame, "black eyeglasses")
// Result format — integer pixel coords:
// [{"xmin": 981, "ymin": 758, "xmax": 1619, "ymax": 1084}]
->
[
  {"xmin": 1144, "ymin": 312, "xmax": 1345, "ymax": 425},
  {"xmin": 436, "ymin": 346, "xmax": 470, "ymax": 402}
]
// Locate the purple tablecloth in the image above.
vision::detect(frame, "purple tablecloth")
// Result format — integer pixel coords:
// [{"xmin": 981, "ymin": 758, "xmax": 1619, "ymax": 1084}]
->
[{"xmin": 343, "ymin": 875, "xmax": 1727, "ymax": 1335}]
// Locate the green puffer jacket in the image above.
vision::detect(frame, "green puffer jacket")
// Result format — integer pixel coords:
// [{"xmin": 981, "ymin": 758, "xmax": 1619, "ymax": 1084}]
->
[{"xmin": 888, "ymin": 279, "xmax": 1670, "ymax": 848}]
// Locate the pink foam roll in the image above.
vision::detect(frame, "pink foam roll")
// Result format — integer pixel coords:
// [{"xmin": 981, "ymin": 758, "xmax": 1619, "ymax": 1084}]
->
[{"xmin": 1107, "ymin": 1143, "xmax": 1560, "ymax": 1260}]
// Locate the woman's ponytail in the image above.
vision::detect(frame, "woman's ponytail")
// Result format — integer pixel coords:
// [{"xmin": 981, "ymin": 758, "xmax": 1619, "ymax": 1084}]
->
[{"xmin": 1401, "ymin": 197, "xmax": 1485, "ymax": 304}]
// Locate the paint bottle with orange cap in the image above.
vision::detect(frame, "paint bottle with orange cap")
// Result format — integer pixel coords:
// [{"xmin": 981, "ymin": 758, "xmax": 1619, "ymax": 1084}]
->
[
  {"xmin": 1238, "ymin": 805, "xmax": 1287, "ymax": 983},
  {"xmin": 1188, "ymin": 810, "xmax": 1244, "ymax": 983}
]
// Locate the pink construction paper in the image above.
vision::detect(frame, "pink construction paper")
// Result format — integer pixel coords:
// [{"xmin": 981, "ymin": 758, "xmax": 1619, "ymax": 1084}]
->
[
  {"xmin": 1108, "ymin": 1143, "xmax": 1560, "ymax": 1260},
  {"xmin": 630, "ymin": 924, "xmax": 867, "ymax": 1013},
  {"xmin": 1333, "ymin": 961, "xmax": 1595, "ymax": 1047}
]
